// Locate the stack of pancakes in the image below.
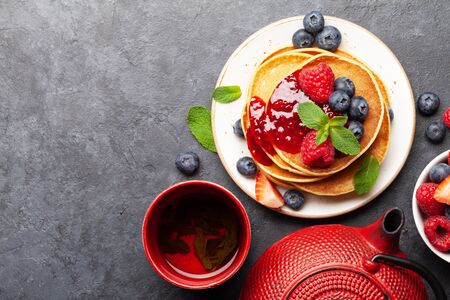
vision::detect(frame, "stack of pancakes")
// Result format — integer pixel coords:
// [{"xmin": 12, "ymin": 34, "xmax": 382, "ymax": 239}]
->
[{"xmin": 242, "ymin": 48, "xmax": 391, "ymax": 196}]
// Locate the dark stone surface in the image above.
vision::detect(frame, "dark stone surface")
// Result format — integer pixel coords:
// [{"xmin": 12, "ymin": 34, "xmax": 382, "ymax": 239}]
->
[{"xmin": 0, "ymin": 1, "xmax": 449, "ymax": 299}]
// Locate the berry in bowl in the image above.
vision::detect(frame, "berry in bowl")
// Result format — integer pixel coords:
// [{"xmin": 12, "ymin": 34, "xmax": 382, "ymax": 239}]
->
[{"xmin": 412, "ymin": 150, "xmax": 450, "ymax": 262}]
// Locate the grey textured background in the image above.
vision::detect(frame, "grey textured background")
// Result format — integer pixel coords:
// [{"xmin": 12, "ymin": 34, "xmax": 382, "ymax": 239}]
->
[{"xmin": 0, "ymin": 0, "xmax": 449, "ymax": 299}]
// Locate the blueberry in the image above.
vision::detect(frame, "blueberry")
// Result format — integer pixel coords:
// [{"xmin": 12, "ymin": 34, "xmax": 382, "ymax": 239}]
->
[
  {"xmin": 388, "ymin": 107, "xmax": 394, "ymax": 122},
  {"xmin": 348, "ymin": 96, "xmax": 369, "ymax": 121},
  {"xmin": 445, "ymin": 206, "xmax": 450, "ymax": 219},
  {"xmin": 328, "ymin": 90, "xmax": 351, "ymax": 112},
  {"xmin": 417, "ymin": 92, "xmax": 440, "ymax": 116},
  {"xmin": 429, "ymin": 163, "xmax": 450, "ymax": 183},
  {"xmin": 283, "ymin": 190, "xmax": 305, "ymax": 210},
  {"xmin": 425, "ymin": 121, "xmax": 446, "ymax": 143},
  {"xmin": 315, "ymin": 26, "xmax": 341, "ymax": 52},
  {"xmin": 236, "ymin": 156, "xmax": 257, "ymax": 177},
  {"xmin": 348, "ymin": 120, "xmax": 364, "ymax": 140},
  {"xmin": 233, "ymin": 119, "xmax": 244, "ymax": 138},
  {"xmin": 292, "ymin": 29, "xmax": 314, "ymax": 49},
  {"xmin": 303, "ymin": 11, "xmax": 324, "ymax": 35},
  {"xmin": 334, "ymin": 77, "xmax": 355, "ymax": 98},
  {"xmin": 175, "ymin": 151, "xmax": 199, "ymax": 175}
]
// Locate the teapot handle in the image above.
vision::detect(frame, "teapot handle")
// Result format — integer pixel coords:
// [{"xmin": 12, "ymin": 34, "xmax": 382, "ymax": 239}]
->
[{"xmin": 372, "ymin": 253, "xmax": 447, "ymax": 300}]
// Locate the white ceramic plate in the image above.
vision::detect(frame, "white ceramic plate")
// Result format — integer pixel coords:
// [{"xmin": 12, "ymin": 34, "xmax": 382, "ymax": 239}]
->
[
  {"xmin": 211, "ymin": 16, "xmax": 415, "ymax": 218},
  {"xmin": 412, "ymin": 150, "xmax": 450, "ymax": 262}
]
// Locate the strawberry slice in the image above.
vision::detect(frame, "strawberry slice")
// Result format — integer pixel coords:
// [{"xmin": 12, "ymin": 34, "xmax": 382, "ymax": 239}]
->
[
  {"xmin": 435, "ymin": 175, "xmax": 450, "ymax": 204},
  {"xmin": 255, "ymin": 172, "xmax": 284, "ymax": 209}
]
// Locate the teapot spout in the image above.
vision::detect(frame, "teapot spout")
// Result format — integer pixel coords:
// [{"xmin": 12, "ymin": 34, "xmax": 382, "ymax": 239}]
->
[{"xmin": 361, "ymin": 207, "xmax": 404, "ymax": 254}]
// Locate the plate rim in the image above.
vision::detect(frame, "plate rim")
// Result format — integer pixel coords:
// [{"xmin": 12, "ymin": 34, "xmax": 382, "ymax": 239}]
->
[{"xmin": 211, "ymin": 16, "xmax": 416, "ymax": 218}]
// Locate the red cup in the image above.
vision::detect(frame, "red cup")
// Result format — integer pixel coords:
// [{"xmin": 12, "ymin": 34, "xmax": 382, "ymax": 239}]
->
[{"xmin": 142, "ymin": 180, "xmax": 251, "ymax": 289}]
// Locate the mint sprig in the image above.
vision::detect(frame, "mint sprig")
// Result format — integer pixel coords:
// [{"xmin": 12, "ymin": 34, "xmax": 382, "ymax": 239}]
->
[
  {"xmin": 297, "ymin": 102, "xmax": 328, "ymax": 130},
  {"xmin": 298, "ymin": 102, "xmax": 360, "ymax": 155},
  {"xmin": 212, "ymin": 86, "xmax": 242, "ymax": 103},
  {"xmin": 353, "ymin": 155, "xmax": 380, "ymax": 195},
  {"xmin": 187, "ymin": 106, "xmax": 217, "ymax": 153}
]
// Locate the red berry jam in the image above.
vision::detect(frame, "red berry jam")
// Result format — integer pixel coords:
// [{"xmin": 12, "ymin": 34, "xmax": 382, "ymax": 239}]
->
[
  {"xmin": 246, "ymin": 96, "xmax": 275, "ymax": 165},
  {"xmin": 247, "ymin": 70, "xmax": 343, "ymax": 160},
  {"xmin": 248, "ymin": 96, "xmax": 276, "ymax": 156},
  {"xmin": 246, "ymin": 129, "xmax": 273, "ymax": 166},
  {"xmin": 266, "ymin": 72, "xmax": 310, "ymax": 153}
]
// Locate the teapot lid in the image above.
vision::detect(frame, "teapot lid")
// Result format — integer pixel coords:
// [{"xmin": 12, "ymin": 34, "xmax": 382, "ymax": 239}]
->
[{"xmin": 283, "ymin": 267, "xmax": 389, "ymax": 300}]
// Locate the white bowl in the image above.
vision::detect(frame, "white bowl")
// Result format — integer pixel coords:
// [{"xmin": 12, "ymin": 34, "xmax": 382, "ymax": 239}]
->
[{"xmin": 412, "ymin": 150, "xmax": 450, "ymax": 262}]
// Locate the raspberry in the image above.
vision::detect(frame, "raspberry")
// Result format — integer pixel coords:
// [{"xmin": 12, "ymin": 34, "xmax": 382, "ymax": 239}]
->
[
  {"xmin": 297, "ymin": 63, "xmax": 335, "ymax": 105},
  {"xmin": 300, "ymin": 130, "xmax": 335, "ymax": 167},
  {"xmin": 424, "ymin": 216, "xmax": 450, "ymax": 252},
  {"xmin": 443, "ymin": 107, "xmax": 450, "ymax": 128},
  {"xmin": 416, "ymin": 183, "xmax": 446, "ymax": 215}
]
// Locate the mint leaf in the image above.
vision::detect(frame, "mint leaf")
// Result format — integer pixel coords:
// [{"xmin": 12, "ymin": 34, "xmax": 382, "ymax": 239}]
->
[
  {"xmin": 316, "ymin": 124, "xmax": 329, "ymax": 145},
  {"xmin": 298, "ymin": 102, "xmax": 361, "ymax": 153},
  {"xmin": 329, "ymin": 126, "xmax": 360, "ymax": 155},
  {"xmin": 187, "ymin": 106, "xmax": 217, "ymax": 153},
  {"xmin": 329, "ymin": 116, "xmax": 348, "ymax": 127},
  {"xmin": 354, "ymin": 155, "xmax": 380, "ymax": 195},
  {"xmin": 298, "ymin": 102, "xmax": 328, "ymax": 130},
  {"xmin": 212, "ymin": 86, "xmax": 242, "ymax": 103}
]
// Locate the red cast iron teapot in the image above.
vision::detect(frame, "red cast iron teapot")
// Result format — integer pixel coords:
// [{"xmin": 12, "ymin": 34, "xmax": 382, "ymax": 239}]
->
[{"xmin": 240, "ymin": 208, "xmax": 446, "ymax": 300}]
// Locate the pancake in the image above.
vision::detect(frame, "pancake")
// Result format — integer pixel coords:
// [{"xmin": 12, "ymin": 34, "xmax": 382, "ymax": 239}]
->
[
  {"xmin": 291, "ymin": 103, "xmax": 390, "ymax": 196},
  {"xmin": 263, "ymin": 53, "xmax": 385, "ymax": 176},
  {"xmin": 263, "ymin": 172, "xmax": 295, "ymax": 189},
  {"xmin": 259, "ymin": 163, "xmax": 327, "ymax": 183},
  {"xmin": 262, "ymin": 46, "xmax": 297, "ymax": 63},
  {"xmin": 241, "ymin": 47, "xmax": 390, "ymax": 192}
]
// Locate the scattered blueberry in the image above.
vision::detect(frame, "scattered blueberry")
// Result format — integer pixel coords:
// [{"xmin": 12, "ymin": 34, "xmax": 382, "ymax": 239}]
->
[
  {"xmin": 348, "ymin": 96, "xmax": 369, "ymax": 121},
  {"xmin": 388, "ymin": 107, "xmax": 394, "ymax": 122},
  {"xmin": 292, "ymin": 29, "xmax": 314, "ymax": 48},
  {"xmin": 175, "ymin": 151, "xmax": 199, "ymax": 175},
  {"xmin": 348, "ymin": 120, "xmax": 364, "ymax": 140},
  {"xmin": 283, "ymin": 190, "xmax": 305, "ymax": 210},
  {"xmin": 334, "ymin": 77, "xmax": 355, "ymax": 98},
  {"xmin": 328, "ymin": 90, "xmax": 350, "ymax": 112},
  {"xmin": 233, "ymin": 119, "xmax": 244, "ymax": 138},
  {"xmin": 315, "ymin": 26, "xmax": 341, "ymax": 52},
  {"xmin": 303, "ymin": 11, "xmax": 325, "ymax": 35},
  {"xmin": 236, "ymin": 156, "xmax": 257, "ymax": 177},
  {"xmin": 425, "ymin": 121, "xmax": 446, "ymax": 143},
  {"xmin": 445, "ymin": 206, "xmax": 450, "ymax": 219},
  {"xmin": 417, "ymin": 92, "xmax": 440, "ymax": 116},
  {"xmin": 429, "ymin": 163, "xmax": 450, "ymax": 183}
]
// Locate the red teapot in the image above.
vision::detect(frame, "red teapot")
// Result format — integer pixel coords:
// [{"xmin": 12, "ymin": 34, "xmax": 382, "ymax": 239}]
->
[{"xmin": 240, "ymin": 208, "xmax": 446, "ymax": 300}]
